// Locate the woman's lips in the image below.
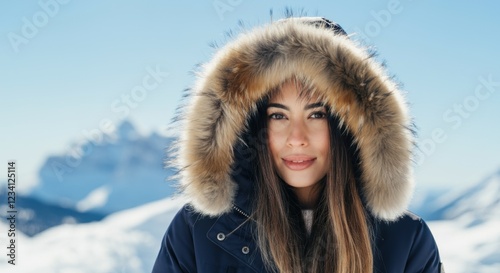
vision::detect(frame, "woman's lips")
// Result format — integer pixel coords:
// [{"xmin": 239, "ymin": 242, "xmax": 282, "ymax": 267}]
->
[{"xmin": 282, "ymin": 157, "xmax": 316, "ymax": 171}]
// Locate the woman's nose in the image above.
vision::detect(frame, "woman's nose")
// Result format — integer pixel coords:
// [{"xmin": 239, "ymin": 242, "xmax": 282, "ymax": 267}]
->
[{"xmin": 287, "ymin": 120, "xmax": 308, "ymax": 147}]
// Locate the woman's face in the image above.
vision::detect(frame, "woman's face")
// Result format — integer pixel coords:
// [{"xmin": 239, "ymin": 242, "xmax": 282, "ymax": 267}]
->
[{"xmin": 267, "ymin": 81, "xmax": 330, "ymax": 192}]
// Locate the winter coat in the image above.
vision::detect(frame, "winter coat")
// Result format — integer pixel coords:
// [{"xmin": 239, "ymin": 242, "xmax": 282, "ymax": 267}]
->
[{"xmin": 152, "ymin": 17, "xmax": 443, "ymax": 272}]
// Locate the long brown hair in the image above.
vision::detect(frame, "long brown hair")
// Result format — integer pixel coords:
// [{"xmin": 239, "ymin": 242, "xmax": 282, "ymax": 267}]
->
[{"xmin": 248, "ymin": 78, "xmax": 373, "ymax": 273}]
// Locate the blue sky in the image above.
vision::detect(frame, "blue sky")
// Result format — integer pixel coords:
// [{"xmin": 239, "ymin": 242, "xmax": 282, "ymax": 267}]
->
[{"xmin": 1, "ymin": 0, "xmax": 499, "ymax": 195}]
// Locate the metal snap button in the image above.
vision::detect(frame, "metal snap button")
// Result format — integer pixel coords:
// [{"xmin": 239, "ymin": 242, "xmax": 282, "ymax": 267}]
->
[
  {"xmin": 217, "ymin": 233, "xmax": 226, "ymax": 241},
  {"xmin": 242, "ymin": 246, "xmax": 250, "ymax": 254}
]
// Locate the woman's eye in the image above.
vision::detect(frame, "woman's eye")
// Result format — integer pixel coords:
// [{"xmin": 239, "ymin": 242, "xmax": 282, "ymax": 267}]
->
[
  {"xmin": 268, "ymin": 113, "xmax": 286, "ymax": 120},
  {"xmin": 310, "ymin": 112, "xmax": 327, "ymax": 119}
]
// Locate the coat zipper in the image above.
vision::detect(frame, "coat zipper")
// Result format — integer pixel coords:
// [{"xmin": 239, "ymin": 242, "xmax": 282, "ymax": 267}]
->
[
  {"xmin": 232, "ymin": 204, "xmax": 251, "ymax": 219},
  {"xmin": 220, "ymin": 205, "xmax": 253, "ymax": 238}
]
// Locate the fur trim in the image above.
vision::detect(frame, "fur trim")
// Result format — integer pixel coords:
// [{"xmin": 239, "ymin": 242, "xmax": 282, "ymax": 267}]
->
[{"xmin": 174, "ymin": 17, "xmax": 414, "ymax": 221}]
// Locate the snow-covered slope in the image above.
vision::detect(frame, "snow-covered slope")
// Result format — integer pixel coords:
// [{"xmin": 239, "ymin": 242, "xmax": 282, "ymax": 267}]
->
[
  {"xmin": 420, "ymin": 168, "xmax": 500, "ymax": 272},
  {"xmin": 428, "ymin": 168, "xmax": 500, "ymax": 224},
  {"xmin": 429, "ymin": 219, "xmax": 500, "ymax": 273},
  {"xmin": 30, "ymin": 120, "xmax": 177, "ymax": 214},
  {"xmin": 0, "ymin": 191, "xmax": 105, "ymax": 236},
  {"xmin": 0, "ymin": 196, "xmax": 185, "ymax": 272}
]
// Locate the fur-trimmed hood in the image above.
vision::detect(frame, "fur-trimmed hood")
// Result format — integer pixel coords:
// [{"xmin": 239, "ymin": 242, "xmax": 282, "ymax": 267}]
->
[{"xmin": 173, "ymin": 17, "xmax": 414, "ymax": 221}]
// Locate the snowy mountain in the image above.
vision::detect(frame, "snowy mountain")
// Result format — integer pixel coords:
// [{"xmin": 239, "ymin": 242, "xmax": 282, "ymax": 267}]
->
[
  {"xmin": 29, "ymin": 120, "xmax": 177, "ymax": 214},
  {"xmin": 425, "ymin": 168, "xmax": 500, "ymax": 224},
  {"xmin": 409, "ymin": 187, "xmax": 448, "ymax": 219}
]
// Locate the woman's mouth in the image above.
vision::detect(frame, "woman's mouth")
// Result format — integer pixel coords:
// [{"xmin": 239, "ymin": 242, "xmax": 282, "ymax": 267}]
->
[{"xmin": 282, "ymin": 157, "xmax": 316, "ymax": 170}]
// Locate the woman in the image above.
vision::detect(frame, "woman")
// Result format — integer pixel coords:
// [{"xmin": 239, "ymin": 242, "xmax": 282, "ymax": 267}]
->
[{"xmin": 152, "ymin": 17, "xmax": 443, "ymax": 272}]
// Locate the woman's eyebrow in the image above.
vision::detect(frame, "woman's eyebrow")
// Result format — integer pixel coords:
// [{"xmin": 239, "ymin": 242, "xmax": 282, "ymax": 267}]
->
[
  {"xmin": 267, "ymin": 102, "xmax": 325, "ymax": 110},
  {"xmin": 305, "ymin": 102, "xmax": 325, "ymax": 110},
  {"xmin": 267, "ymin": 103, "xmax": 289, "ymax": 110}
]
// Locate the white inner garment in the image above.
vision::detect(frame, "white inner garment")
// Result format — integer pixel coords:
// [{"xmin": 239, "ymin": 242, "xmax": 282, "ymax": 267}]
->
[{"xmin": 301, "ymin": 209, "xmax": 314, "ymax": 235}]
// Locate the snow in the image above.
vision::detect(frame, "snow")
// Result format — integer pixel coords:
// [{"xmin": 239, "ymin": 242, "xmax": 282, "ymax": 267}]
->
[
  {"xmin": 438, "ymin": 170, "xmax": 500, "ymax": 224},
  {"xmin": 447, "ymin": 174, "xmax": 500, "ymax": 219},
  {"xmin": 0, "ymin": 196, "xmax": 185, "ymax": 273},
  {"xmin": 420, "ymin": 169, "xmax": 500, "ymax": 272},
  {"xmin": 429, "ymin": 219, "xmax": 500, "ymax": 273},
  {"xmin": 76, "ymin": 186, "xmax": 110, "ymax": 212}
]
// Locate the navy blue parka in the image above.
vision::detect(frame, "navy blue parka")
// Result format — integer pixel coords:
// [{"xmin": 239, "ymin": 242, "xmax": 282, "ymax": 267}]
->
[{"xmin": 153, "ymin": 179, "xmax": 442, "ymax": 272}]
